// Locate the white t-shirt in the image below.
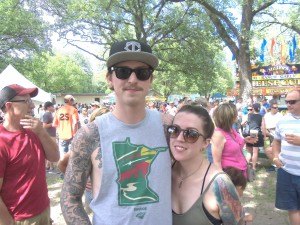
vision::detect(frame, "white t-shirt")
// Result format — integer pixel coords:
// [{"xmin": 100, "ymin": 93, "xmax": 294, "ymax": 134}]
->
[{"xmin": 264, "ymin": 112, "xmax": 283, "ymax": 129}]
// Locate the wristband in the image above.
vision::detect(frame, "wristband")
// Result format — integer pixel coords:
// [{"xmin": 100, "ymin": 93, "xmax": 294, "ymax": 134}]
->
[{"xmin": 273, "ymin": 157, "xmax": 279, "ymax": 162}]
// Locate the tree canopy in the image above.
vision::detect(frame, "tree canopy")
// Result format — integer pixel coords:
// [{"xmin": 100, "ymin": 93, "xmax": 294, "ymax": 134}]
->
[
  {"xmin": 38, "ymin": 0, "xmax": 233, "ymax": 97},
  {"xmin": 0, "ymin": 0, "xmax": 50, "ymax": 70}
]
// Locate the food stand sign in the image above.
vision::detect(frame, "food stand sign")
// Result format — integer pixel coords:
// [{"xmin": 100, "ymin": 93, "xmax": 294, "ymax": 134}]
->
[{"xmin": 251, "ymin": 64, "xmax": 300, "ymax": 95}]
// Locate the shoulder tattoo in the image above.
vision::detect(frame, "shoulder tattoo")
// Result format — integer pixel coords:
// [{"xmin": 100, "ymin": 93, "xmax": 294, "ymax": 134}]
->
[{"xmin": 213, "ymin": 174, "xmax": 243, "ymax": 225}]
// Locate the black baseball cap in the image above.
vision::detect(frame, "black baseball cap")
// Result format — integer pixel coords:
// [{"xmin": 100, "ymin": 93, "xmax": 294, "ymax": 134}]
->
[
  {"xmin": 253, "ymin": 103, "xmax": 261, "ymax": 111},
  {"xmin": 44, "ymin": 101, "xmax": 54, "ymax": 110},
  {"xmin": 0, "ymin": 84, "xmax": 38, "ymax": 108},
  {"xmin": 107, "ymin": 40, "xmax": 159, "ymax": 69}
]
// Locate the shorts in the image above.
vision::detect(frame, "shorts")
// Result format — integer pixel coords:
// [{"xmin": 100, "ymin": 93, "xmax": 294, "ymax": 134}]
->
[
  {"xmin": 275, "ymin": 168, "xmax": 300, "ymax": 210},
  {"xmin": 15, "ymin": 207, "xmax": 51, "ymax": 225},
  {"xmin": 59, "ymin": 138, "xmax": 73, "ymax": 158},
  {"xmin": 246, "ymin": 132, "xmax": 264, "ymax": 147}
]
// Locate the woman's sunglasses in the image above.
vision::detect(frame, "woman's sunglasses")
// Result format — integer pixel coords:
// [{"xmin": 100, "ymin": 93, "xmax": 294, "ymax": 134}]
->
[
  {"xmin": 109, "ymin": 67, "xmax": 153, "ymax": 81},
  {"xmin": 166, "ymin": 124, "xmax": 204, "ymax": 143}
]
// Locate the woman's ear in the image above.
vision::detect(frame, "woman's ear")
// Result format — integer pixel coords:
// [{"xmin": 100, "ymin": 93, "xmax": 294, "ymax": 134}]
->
[{"xmin": 203, "ymin": 138, "xmax": 211, "ymax": 149}]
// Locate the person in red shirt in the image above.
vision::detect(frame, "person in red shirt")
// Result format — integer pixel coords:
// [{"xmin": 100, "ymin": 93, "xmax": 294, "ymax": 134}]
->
[{"xmin": 0, "ymin": 84, "xmax": 59, "ymax": 225}]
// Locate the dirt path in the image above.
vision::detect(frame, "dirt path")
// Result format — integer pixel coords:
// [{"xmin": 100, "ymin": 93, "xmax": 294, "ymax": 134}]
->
[{"xmin": 47, "ymin": 161, "xmax": 288, "ymax": 225}]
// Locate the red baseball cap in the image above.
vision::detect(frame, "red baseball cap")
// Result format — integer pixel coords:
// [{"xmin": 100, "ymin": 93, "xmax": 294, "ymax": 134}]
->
[{"xmin": 0, "ymin": 84, "xmax": 38, "ymax": 108}]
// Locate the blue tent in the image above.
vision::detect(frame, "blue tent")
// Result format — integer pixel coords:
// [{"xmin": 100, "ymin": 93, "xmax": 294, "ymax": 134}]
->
[{"xmin": 211, "ymin": 93, "xmax": 226, "ymax": 99}]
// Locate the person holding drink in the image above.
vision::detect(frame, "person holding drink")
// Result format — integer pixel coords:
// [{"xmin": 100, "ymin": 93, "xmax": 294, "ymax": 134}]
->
[
  {"xmin": 272, "ymin": 90, "xmax": 300, "ymax": 225},
  {"xmin": 245, "ymin": 103, "xmax": 266, "ymax": 174}
]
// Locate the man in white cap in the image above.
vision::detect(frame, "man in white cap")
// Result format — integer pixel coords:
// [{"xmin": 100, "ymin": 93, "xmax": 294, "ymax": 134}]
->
[
  {"xmin": 0, "ymin": 84, "xmax": 59, "ymax": 225},
  {"xmin": 53, "ymin": 94, "xmax": 79, "ymax": 160},
  {"xmin": 61, "ymin": 40, "xmax": 172, "ymax": 225}
]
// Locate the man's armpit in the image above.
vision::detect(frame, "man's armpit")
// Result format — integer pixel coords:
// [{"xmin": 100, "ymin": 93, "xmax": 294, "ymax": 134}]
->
[{"xmin": 213, "ymin": 175, "xmax": 243, "ymax": 225}]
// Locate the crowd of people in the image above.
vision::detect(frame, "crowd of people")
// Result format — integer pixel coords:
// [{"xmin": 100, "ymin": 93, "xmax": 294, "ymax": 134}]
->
[{"xmin": 0, "ymin": 39, "xmax": 299, "ymax": 225}]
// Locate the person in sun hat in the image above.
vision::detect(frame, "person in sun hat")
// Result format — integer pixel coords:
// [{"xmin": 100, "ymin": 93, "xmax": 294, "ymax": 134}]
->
[
  {"xmin": 89, "ymin": 101, "xmax": 101, "ymax": 114},
  {"xmin": 0, "ymin": 84, "xmax": 59, "ymax": 225},
  {"xmin": 61, "ymin": 40, "xmax": 173, "ymax": 225}
]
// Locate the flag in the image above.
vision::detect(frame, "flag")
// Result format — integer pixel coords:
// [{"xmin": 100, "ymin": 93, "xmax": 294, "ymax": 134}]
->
[
  {"xmin": 280, "ymin": 40, "xmax": 287, "ymax": 64},
  {"xmin": 260, "ymin": 38, "xmax": 267, "ymax": 62},
  {"xmin": 293, "ymin": 35, "xmax": 297, "ymax": 52},
  {"xmin": 270, "ymin": 38, "xmax": 275, "ymax": 57},
  {"xmin": 289, "ymin": 41, "xmax": 294, "ymax": 61}
]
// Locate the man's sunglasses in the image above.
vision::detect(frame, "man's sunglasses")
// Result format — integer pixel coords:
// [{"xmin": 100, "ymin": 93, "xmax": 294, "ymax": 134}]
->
[
  {"xmin": 166, "ymin": 124, "xmax": 204, "ymax": 143},
  {"xmin": 285, "ymin": 100, "xmax": 300, "ymax": 105},
  {"xmin": 247, "ymin": 108, "xmax": 253, "ymax": 111},
  {"xmin": 109, "ymin": 67, "xmax": 153, "ymax": 81}
]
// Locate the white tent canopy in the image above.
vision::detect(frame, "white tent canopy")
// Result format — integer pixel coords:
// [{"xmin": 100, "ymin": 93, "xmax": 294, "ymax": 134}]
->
[{"xmin": 0, "ymin": 65, "xmax": 53, "ymax": 103}]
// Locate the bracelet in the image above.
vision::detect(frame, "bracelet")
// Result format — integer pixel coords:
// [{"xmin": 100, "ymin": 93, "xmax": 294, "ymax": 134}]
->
[{"xmin": 273, "ymin": 157, "xmax": 279, "ymax": 162}]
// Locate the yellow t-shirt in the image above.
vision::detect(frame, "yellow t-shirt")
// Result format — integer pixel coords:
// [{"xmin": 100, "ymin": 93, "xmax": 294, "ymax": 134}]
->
[{"xmin": 53, "ymin": 105, "xmax": 79, "ymax": 140}]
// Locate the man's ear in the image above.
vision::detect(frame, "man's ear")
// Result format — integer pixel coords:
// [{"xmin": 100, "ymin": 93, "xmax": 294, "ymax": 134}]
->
[
  {"xmin": 106, "ymin": 72, "xmax": 114, "ymax": 91},
  {"xmin": 4, "ymin": 102, "xmax": 12, "ymax": 110}
]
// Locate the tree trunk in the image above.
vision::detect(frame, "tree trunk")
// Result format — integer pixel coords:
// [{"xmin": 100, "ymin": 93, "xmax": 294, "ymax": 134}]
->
[{"xmin": 237, "ymin": 44, "xmax": 252, "ymax": 103}]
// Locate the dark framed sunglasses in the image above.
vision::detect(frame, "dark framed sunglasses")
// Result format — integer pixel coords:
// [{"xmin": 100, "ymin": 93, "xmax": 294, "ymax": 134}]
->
[
  {"xmin": 285, "ymin": 100, "xmax": 300, "ymax": 105},
  {"xmin": 110, "ymin": 67, "xmax": 153, "ymax": 81},
  {"xmin": 166, "ymin": 124, "xmax": 204, "ymax": 143},
  {"xmin": 247, "ymin": 108, "xmax": 253, "ymax": 111}
]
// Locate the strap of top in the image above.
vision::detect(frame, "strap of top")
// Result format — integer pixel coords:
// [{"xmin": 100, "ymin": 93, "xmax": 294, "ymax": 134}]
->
[
  {"xmin": 200, "ymin": 171, "xmax": 227, "ymax": 197},
  {"xmin": 200, "ymin": 163, "xmax": 212, "ymax": 194}
]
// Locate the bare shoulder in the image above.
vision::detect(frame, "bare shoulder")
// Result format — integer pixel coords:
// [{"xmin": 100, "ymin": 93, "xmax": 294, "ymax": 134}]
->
[{"xmin": 211, "ymin": 130, "xmax": 226, "ymax": 143}]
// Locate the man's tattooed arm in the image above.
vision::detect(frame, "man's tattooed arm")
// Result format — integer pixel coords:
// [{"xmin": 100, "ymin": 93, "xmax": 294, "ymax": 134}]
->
[
  {"xmin": 213, "ymin": 174, "xmax": 244, "ymax": 225},
  {"xmin": 60, "ymin": 123, "xmax": 100, "ymax": 225}
]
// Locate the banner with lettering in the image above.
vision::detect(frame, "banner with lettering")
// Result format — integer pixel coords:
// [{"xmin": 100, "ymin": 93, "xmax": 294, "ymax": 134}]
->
[{"xmin": 251, "ymin": 64, "xmax": 300, "ymax": 95}]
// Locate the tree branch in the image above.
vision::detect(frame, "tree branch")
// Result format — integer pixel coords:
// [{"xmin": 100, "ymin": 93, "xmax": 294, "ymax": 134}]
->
[
  {"xmin": 64, "ymin": 40, "xmax": 106, "ymax": 62},
  {"xmin": 193, "ymin": 0, "xmax": 240, "ymax": 39},
  {"xmin": 205, "ymin": 10, "xmax": 239, "ymax": 56},
  {"xmin": 252, "ymin": 0, "xmax": 277, "ymax": 16}
]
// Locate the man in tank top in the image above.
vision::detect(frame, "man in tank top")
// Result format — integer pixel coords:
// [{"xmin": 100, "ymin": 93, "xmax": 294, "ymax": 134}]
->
[{"xmin": 61, "ymin": 40, "xmax": 173, "ymax": 225}]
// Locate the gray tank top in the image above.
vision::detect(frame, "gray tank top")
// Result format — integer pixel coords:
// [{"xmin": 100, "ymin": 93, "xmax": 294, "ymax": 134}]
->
[
  {"xmin": 173, "ymin": 171, "xmax": 225, "ymax": 225},
  {"xmin": 91, "ymin": 109, "xmax": 172, "ymax": 225}
]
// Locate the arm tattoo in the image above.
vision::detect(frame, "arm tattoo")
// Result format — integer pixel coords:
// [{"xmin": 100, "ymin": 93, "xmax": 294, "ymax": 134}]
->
[
  {"xmin": 60, "ymin": 123, "xmax": 100, "ymax": 225},
  {"xmin": 213, "ymin": 175, "xmax": 244, "ymax": 225}
]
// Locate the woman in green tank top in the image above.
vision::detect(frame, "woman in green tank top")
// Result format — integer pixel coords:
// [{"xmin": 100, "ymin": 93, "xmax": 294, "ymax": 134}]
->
[{"xmin": 166, "ymin": 105, "xmax": 245, "ymax": 225}]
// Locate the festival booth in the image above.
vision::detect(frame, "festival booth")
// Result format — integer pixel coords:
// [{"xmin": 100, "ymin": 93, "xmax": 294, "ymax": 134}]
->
[{"xmin": 0, "ymin": 65, "xmax": 54, "ymax": 104}]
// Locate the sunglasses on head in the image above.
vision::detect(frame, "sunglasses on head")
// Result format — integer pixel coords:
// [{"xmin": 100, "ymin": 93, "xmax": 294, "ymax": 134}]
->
[
  {"xmin": 285, "ymin": 100, "xmax": 300, "ymax": 105},
  {"xmin": 109, "ymin": 67, "xmax": 153, "ymax": 81},
  {"xmin": 166, "ymin": 124, "xmax": 204, "ymax": 143}
]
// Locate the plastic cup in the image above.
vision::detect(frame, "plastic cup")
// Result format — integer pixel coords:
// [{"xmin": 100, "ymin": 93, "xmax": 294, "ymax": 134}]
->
[{"xmin": 250, "ymin": 129, "xmax": 258, "ymax": 138}]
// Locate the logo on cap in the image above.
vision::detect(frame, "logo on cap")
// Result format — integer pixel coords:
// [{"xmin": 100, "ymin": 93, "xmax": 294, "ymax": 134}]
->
[{"xmin": 124, "ymin": 41, "xmax": 141, "ymax": 52}]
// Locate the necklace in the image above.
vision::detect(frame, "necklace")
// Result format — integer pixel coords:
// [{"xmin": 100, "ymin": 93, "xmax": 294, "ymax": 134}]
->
[{"xmin": 178, "ymin": 159, "xmax": 203, "ymax": 188}]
